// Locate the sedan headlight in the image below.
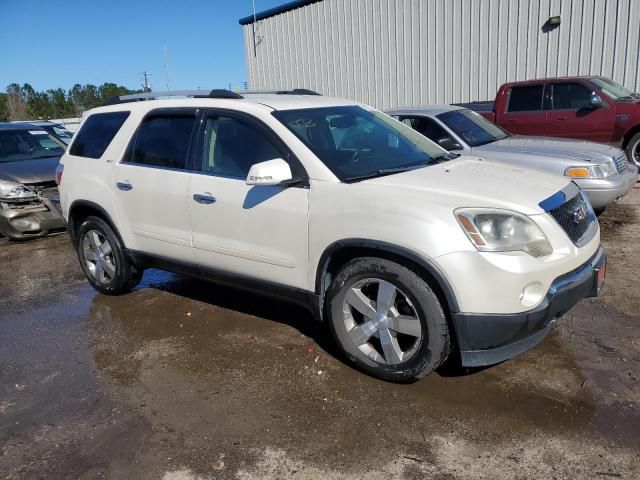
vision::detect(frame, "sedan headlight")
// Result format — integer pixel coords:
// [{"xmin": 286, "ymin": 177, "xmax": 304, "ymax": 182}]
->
[
  {"xmin": 455, "ymin": 208, "xmax": 553, "ymax": 257},
  {"xmin": 0, "ymin": 180, "xmax": 38, "ymax": 201},
  {"xmin": 564, "ymin": 162, "xmax": 616, "ymax": 179}
]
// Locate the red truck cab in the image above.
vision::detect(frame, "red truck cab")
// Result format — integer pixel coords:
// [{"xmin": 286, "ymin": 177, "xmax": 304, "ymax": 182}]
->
[{"xmin": 466, "ymin": 77, "xmax": 640, "ymax": 165}]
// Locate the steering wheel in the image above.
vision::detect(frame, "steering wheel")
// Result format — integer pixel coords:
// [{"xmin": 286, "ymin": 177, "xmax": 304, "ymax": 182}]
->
[{"xmin": 350, "ymin": 145, "xmax": 375, "ymax": 163}]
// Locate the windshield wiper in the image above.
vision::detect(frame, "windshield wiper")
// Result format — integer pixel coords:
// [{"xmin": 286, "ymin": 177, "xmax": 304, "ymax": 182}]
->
[{"xmin": 345, "ymin": 163, "xmax": 428, "ymax": 182}]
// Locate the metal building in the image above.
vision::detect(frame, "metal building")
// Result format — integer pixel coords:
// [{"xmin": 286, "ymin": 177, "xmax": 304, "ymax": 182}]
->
[{"xmin": 240, "ymin": 0, "xmax": 640, "ymax": 109}]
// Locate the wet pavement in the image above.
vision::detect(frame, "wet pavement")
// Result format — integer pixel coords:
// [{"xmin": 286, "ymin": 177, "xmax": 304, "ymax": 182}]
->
[{"xmin": 1, "ymin": 187, "xmax": 640, "ymax": 479}]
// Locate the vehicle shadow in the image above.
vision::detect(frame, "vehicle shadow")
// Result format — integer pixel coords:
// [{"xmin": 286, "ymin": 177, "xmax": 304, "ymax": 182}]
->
[
  {"xmin": 139, "ymin": 269, "xmax": 344, "ymax": 360},
  {"xmin": 138, "ymin": 268, "xmax": 499, "ymax": 380}
]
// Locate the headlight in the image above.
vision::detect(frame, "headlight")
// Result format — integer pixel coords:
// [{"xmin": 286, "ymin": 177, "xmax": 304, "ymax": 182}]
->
[
  {"xmin": 455, "ymin": 208, "xmax": 553, "ymax": 257},
  {"xmin": 564, "ymin": 162, "xmax": 616, "ymax": 179},
  {"xmin": 0, "ymin": 180, "xmax": 38, "ymax": 201}
]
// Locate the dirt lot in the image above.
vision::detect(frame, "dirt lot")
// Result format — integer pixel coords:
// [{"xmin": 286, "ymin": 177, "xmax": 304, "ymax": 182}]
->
[{"xmin": 1, "ymin": 186, "xmax": 639, "ymax": 480}]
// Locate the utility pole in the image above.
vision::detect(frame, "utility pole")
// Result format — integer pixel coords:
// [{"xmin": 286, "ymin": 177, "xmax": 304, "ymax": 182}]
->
[
  {"xmin": 140, "ymin": 71, "xmax": 152, "ymax": 92},
  {"xmin": 251, "ymin": 0, "xmax": 262, "ymax": 57},
  {"xmin": 163, "ymin": 43, "xmax": 171, "ymax": 91}
]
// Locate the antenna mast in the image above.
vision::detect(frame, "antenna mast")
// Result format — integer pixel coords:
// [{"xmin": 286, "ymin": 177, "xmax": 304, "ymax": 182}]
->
[
  {"xmin": 140, "ymin": 71, "xmax": 152, "ymax": 92},
  {"xmin": 163, "ymin": 43, "xmax": 171, "ymax": 91},
  {"xmin": 251, "ymin": 0, "xmax": 263, "ymax": 57}
]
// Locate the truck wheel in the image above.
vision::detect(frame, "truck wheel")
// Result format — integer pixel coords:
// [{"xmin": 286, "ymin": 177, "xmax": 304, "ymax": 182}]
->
[
  {"xmin": 626, "ymin": 132, "xmax": 640, "ymax": 167},
  {"xmin": 326, "ymin": 257, "xmax": 450, "ymax": 382},
  {"xmin": 75, "ymin": 216, "xmax": 142, "ymax": 295}
]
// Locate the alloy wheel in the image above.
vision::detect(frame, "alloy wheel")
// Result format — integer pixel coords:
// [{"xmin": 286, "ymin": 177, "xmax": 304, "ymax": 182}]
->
[
  {"xmin": 82, "ymin": 230, "xmax": 116, "ymax": 284},
  {"xmin": 342, "ymin": 278, "xmax": 422, "ymax": 365}
]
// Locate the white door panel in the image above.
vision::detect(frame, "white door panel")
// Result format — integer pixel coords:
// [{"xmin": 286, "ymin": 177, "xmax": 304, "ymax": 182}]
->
[
  {"xmin": 189, "ymin": 175, "xmax": 309, "ymax": 290},
  {"xmin": 113, "ymin": 164, "xmax": 193, "ymax": 262}
]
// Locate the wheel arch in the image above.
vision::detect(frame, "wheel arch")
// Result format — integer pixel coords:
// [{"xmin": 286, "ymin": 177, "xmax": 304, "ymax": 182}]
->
[
  {"xmin": 67, "ymin": 200, "xmax": 125, "ymax": 248},
  {"xmin": 622, "ymin": 124, "xmax": 640, "ymax": 149},
  {"xmin": 315, "ymin": 239, "xmax": 460, "ymax": 320}
]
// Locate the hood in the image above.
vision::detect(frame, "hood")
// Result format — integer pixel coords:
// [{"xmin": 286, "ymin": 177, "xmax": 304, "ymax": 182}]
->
[
  {"xmin": 474, "ymin": 135, "xmax": 621, "ymax": 164},
  {"xmin": 363, "ymin": 156, "xmax": 570, "ymax": 215},
  {"xmin": 0, "ymin": 156, "xmax": 60, "ymax": 185}
]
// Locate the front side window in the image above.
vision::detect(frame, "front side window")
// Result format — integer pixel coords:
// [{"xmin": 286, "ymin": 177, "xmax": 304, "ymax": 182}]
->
[
  {"xmin": 273, "ymin": 106, "xmax": 446, "ymax": 182},
  {"xmin": 128, "ymin": 114, "xmax": 196, "ymax": 169},
  {"xmin": 552, "ymin": 83, "xmax": 592, "ymax": 110},
  {"xmin": 437, "ymin": 110, "xmax": 508, "ymax": 147},
  {"xmin": 201, "ymin": 116, "xmax": 281, "ymax": 178},
  {"xmin": 0, "ymin": 129, "xmax": 65, "ymax": 163},
  {"xmin": 402, "ymin": 116, "xmax": 458, "ymax": 147},
  {"xmin": 70, "ymin": 112, "xmax": 129, "ymax": 159},
  {"xmin": 507, "ymin": 85, "xmax": 544, "ymax": 112}
]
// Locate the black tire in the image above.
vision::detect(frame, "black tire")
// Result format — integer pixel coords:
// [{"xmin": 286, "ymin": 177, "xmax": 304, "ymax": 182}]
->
[
  {"xmin": 326, "ymin": 257, "xmax": 450, "ymax": 382},
  {"xmin": 626, "ymin": 132, "xmax": 640, "ymax": 168},
  {"xmin": 75, "ymin": 216, "xmax": 142, "ymax": 295}
]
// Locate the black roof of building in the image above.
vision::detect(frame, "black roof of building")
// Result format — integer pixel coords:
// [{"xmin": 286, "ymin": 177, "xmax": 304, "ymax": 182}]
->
[{"xmin": 239, "ymin": 0, "xmax": 322, "ymax": 25}]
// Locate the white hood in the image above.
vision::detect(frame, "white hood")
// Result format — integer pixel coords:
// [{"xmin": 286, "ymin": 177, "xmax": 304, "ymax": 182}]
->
[{"xmin": 363, "ymin": 156, "xmax": 570, "ymax": 215}]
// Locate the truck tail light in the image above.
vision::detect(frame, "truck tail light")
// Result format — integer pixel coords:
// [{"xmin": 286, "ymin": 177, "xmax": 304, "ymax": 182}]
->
[{"xmin": 55, "ymin": 164, "xmax": 64, "ymax": 185}]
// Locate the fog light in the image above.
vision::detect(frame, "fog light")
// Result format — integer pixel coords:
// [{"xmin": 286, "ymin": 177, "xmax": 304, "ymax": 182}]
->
[{"xmin": 520, "ymin": 282, "xmax": 545, "ymax": 308}]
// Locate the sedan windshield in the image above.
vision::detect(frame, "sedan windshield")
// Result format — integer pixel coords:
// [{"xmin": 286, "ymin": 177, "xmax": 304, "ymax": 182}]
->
[
  {"xmin": 0, "ymin": 129, "xmax": 65, "ymax": 163},
  {"xmin": 589, "ymin": 77, "xmax": 637, "ymax": 100},
  {"xmin": 273, "ymin": 106, "xmax": 447, "ymax": 182},
  {"xmin": 437, "ymin": 109, "xmax": 508, "ymax": 147}
]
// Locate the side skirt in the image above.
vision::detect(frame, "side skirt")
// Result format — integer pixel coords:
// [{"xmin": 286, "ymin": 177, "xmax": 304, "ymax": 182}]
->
[{"xmin": 125, "ymin": 249, "xmax": 321, "ymax": 319}]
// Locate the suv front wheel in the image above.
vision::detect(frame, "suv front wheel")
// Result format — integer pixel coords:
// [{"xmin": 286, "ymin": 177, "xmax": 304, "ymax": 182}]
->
[
  {"xmin": 76, "ymin": 216, "xmax": 142, "ymax": 295},
  {"xmin": 327, "ymin": 257, "xmax": 450, "ymax": 382}
]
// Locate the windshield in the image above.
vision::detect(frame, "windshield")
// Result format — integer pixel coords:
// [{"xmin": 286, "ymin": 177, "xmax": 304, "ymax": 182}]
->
[
  {"xmin": 0, "ymin": 129, "xmax": 66, "ymax": 163},
  {"xmin": 273, "ymin": 106, "xmax": 447, "ymax": 181},
  {"xmin": 437, "ymin": 109, "xmax": 508, "ymax": 147},
  {"xmin": 589, "ymin": 77, "xmax": 636, "ymax": 100}
]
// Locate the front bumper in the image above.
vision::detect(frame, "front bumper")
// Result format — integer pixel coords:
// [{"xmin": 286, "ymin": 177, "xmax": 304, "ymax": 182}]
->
[
  {"xmin": 577, "ymin": 164, "xmax": 639, "ymax": 209},
  {"xmin": 452, "ymin": 246, "xmax": 606, "ymax": 367},
  {"xmin": 0, "ymin": 197, "xmax": 66, "ymax": 240}
]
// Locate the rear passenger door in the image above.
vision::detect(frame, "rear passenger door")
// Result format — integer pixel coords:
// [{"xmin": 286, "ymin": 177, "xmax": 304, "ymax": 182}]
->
[
  {"xmin": 188, "ymin": 110, "xmax": 310, "ymax": 290},
  {"xmin": 112, "ymin": 108, "xmax": 197, "ymax": 263},
  {"xmin": 500, "ymin": 84, "xmax": 549, "ymax": 136}
]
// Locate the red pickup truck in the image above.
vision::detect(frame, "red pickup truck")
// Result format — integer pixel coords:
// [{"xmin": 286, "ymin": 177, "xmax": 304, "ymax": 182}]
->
[{"xmin": 460, "ymin": 76, "xmax": 640, "ymax": 166}]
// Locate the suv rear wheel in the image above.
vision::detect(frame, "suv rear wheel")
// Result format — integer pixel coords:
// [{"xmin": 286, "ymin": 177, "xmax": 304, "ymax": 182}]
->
[
  {"xmin": 326, "ymin": 257, "xmax": 450, "ymax": 382},
  {"xmin": 75, "ymin": 216, "xmax": 142, "ymax": 295}
]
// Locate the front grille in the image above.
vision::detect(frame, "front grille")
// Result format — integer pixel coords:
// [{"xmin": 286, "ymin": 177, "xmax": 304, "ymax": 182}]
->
[
  {"xmin": 548, "ymin": 193, "xmax": 594, "ymax": 245},
  {"xmin": 612, "ymin": 154, "xmax": 629, "ymax": 173}
]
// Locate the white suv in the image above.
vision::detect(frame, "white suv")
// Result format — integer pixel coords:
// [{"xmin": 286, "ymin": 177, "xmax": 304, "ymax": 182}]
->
[{"xmin": 57, "ymin": 89, "xmax": 606, "ymax": 382}]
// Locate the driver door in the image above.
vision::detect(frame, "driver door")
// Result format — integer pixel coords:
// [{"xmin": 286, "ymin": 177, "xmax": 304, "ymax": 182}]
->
[{"xmin": 187, "ymin": 110, "xmax": 310, "ymax": 290}]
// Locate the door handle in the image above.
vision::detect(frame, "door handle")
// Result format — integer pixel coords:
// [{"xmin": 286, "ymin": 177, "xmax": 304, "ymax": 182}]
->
[
  {"xmin": 193, "ymin": 193, "xmax": 216, "ymax": 204},
  {"xmin": 506, "ymin": 119, "xmax": 517, "ymax": 123},
  {"xmin": 116, "ymin": 181, "xmax": 133, "ymax": 191},
  {"xmin": 554, "ymin": 116, "xmax": 567, "ymax": 121}
]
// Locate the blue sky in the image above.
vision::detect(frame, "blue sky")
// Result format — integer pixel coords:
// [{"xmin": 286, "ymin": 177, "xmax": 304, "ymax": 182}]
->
[{"xmin": 0, "ymin": 0, "xmax": 284, "ymax": 92}]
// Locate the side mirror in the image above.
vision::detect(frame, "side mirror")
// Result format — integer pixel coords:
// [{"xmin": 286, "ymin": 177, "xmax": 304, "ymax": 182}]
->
[
  {"xmin": 590, "ymin": 92, "xmax": 603, "ymax": 108},
  {"xmin": 437, "ymin": 137, "xmax": 462, "ymax": 151},
  {"xmin": 246, "ymin": 158, "xmax": 293, "ymax": 186}
]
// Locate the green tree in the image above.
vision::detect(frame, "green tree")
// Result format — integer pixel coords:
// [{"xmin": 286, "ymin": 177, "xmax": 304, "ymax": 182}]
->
[{"xmin": 0, "ymin": 93, "xmax": 8, "ymax": 121}]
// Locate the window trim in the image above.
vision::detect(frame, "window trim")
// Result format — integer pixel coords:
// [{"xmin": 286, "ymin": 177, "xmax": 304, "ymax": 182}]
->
[
  {"xmin": 506, "ymin": 84, "xmax": 546, "ymax": 114},
  {"xmin": 119, "ymin": 107, "xmax": 200, "ymax": 172},
  {"xmin": 192, "ymin": 108, "xmax": 309, "ymax": 187}
]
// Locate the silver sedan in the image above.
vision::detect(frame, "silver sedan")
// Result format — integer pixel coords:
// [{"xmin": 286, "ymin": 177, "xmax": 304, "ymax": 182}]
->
[{"xmin": 386, "ymin": 105, "xmax": 638, "ymax": 211}]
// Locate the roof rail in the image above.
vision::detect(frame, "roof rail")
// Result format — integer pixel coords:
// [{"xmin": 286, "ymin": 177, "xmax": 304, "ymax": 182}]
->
[
  {"xmin": 242, "ymin": 88, "xmax": 321, "ymax": 96},
  {"xmin": 101, "ymin": 88, "xmax": 321, "ymax": 106},
  {"xmin": 102, "ymin": 89, "xmax": 243, "ymax": 106}
]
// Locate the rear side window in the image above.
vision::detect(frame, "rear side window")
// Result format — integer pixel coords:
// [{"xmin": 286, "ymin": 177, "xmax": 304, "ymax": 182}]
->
[
  {"xmin": 507, "ymin": 85, "xmax": 544, "ymax": 112},
  {"xmin": 552, "ymin": 83, "xmax": 592, "ymax": 110},
  {"xmin": 127, "ymin": 114, "xmax": 196, "ymax": 170},
  {"xmin": 69, "ymin": 112, "xmax": 129, "ymax": 158}
]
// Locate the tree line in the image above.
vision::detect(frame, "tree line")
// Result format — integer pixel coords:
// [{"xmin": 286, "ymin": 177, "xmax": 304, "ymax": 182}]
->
[{"xmin": 0, "ymin": 83, "xmax": 142, "ymax": 121}]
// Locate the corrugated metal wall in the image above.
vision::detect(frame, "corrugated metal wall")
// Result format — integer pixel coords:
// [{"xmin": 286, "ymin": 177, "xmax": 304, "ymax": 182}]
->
[{"xmin": 243, "ymin": 0, "xmax": 640, "ymax": 109}]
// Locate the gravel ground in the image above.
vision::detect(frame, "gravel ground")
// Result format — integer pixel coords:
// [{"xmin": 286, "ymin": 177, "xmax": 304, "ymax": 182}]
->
[{"xmin": 1, "ymin": 185, "xmax": 639, "ymax": 479}]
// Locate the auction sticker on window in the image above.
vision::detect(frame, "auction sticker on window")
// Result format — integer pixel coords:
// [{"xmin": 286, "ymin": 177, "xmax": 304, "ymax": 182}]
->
[{"xmin": 29, "ymin": 130, "xmax": 48, "ymax": 135}]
